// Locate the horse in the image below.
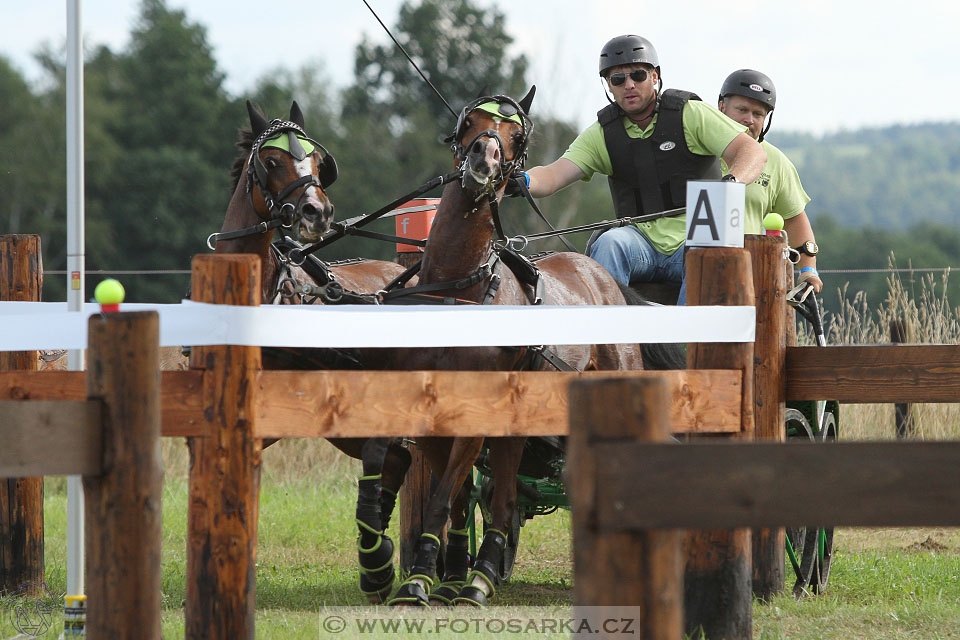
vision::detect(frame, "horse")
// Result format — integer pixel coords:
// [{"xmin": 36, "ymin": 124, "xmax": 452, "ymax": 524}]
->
[
  {"xmin": 383, "ymin": 88, "xmax": 650, "ymax": 607},
  {"xmin": 215, "ymin": 100, "xmax": 414, "ymax": 603}
]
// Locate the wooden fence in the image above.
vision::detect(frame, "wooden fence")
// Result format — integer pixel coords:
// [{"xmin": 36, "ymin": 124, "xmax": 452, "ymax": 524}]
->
[{"xmin": 2, "ymin": 234, "xmax": 959, "ymax": 639}]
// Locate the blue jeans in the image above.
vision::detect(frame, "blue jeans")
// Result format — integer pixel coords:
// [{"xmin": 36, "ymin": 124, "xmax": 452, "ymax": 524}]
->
[{"xmin": 587, "ymin": 226, "xmax": 687, "ymax": 304}]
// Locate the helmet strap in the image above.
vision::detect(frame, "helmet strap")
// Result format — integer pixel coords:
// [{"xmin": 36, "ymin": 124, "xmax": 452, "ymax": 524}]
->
[{"xmin": 759, "ymin": 111, "xmax": 773, "ymax": 143}]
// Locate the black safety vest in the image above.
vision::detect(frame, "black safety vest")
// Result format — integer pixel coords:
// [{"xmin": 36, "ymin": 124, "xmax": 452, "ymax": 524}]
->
[{"xmin": 598, "ymin": 89, "xmax": 720, "ymax": 217}]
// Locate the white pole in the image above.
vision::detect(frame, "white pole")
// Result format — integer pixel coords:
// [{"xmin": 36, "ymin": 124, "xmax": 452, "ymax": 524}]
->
[{"xmin": 66, "ymin": 0, "xmax": 85, "ymax": 598}]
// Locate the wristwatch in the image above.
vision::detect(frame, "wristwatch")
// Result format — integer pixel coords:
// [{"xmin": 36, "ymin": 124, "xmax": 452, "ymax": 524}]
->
[
  {"xmin": 720, "ymin": 174, "xmax": 738, "ymax": 183},
  {"xmin": 794, "ymin": 241, "xmax": 819, "ymax": 257}
]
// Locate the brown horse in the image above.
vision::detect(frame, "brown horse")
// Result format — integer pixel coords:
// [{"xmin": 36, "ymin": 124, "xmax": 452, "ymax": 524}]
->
[
  {"xmin": 385, "ymin": 89, "xmax": 646, "ymax": 607},
  {"xmin": 216, "ymin": 100, "xmax": 414, "ymax": 603}
]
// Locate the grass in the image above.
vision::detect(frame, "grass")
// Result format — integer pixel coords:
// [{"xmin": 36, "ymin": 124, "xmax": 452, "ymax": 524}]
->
[{"xmin": 2, "ymin": 269, "xmax": 959, "ymax": 638}]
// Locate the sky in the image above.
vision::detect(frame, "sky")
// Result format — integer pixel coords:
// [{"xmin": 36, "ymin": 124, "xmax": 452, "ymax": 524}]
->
[{"xmin": 3, "ymin": 0, "xmax": 960, "ymax": 136}]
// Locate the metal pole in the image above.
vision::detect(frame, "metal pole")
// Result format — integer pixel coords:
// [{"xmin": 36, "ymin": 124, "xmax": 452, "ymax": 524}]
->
[{"xmin": 66, "ymin": 0, "xmax": 86, "ymax": 598}]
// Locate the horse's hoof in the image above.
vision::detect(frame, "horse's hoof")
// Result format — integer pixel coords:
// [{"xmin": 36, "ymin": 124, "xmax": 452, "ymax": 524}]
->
[
  {"xmin": 387, "ymin": 578, "xmax": 431, "ymax": 607},
  {"xmin": 427, "ymin": 582, "xmax": 463, "ymax": 606},
  {"xmin": 452, "ymin": 585, "xmax": 487, "ymax": 607}
]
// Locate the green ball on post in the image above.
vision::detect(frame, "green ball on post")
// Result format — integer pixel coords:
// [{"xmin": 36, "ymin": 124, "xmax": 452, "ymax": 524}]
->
[
  {"xmin": 94, "ymin": 278, "xmax": 125, "ymax": 312},
  {"xmin": 763, "ymin": 212, "xmax": 784, "ymax": 236}
]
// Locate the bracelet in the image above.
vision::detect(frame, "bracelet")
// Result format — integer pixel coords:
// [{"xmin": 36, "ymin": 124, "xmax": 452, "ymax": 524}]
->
[
  {"xmin": 800, "ymin": 267, "xmax": 818, "ymax": 276},
  {"xmin": 522, "ymin": 171, "xmax": 530, "ymax": 188}
]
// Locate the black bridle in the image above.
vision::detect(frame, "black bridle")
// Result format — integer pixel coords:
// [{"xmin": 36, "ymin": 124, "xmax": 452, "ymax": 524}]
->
[
  {"xmin": 206, "ymin": 119, "xmax": 338, "ymax": 249},
  {"xmin": 447, "ymin": 95, "xmax": 533, "ymax": 196}
]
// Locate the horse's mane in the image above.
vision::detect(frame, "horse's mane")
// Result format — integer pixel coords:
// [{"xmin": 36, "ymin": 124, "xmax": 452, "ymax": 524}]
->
[{"xmin": 230, "ymin": 126, "xmax": 255, "ymax": 192}]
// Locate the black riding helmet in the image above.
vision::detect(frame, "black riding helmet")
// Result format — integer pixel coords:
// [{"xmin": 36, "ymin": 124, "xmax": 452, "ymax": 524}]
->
[
  {"xmin": 719, "ymin": 69, "xmax": 776, "ymax": 141},
  {"xmin": 598, "ymin": 34, "xmax": 660, "ymax": 76}
]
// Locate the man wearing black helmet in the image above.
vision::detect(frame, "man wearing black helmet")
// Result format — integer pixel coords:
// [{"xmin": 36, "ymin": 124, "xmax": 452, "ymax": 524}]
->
[
  {"xmin": 522, "ymin": 35, "xmax": 766, "ymax": 303},
  {"xmin": 718, "ymin": 69, "xmax": 822, "ymax": 294}
]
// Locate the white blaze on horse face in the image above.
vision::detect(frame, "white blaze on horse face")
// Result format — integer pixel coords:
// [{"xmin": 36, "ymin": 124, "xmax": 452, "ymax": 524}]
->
[{"xmin": 294, "ymin": 156, "xmax": 322, "ymax": 200}]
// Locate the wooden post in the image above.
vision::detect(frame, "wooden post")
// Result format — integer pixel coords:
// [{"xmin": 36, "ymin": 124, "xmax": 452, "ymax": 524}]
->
[
  {"xmin": 745, "ymin": 235, "xmax": 787, "ymax": 600},
  {"xmin": 186, "ymin": 254, "xmax": 262, "ymax": 640},
  {"xmin": 84, "ymin": 311, "xmax": 162, "ymax": 639},
  {"xmin": 399, "ymin": 447, "xmax": 432, "ymax": 573},
  {"xmin": 0, "ymin": 235, "xmax": 45, "ymax": 595},
  {"xmin": 395, "ymin": 249, "xmax": 431, "ymax": 572},
  {"xmin": 684, "ymin": 247, "xmax": 755, "ymax": 640},
  {"xmin": 568, "ymin": 377, "xmax": 682, "ymax": 638},
  {"xmin": 890, "ymin": 319, "xmax": 914, "ymax": 438}
]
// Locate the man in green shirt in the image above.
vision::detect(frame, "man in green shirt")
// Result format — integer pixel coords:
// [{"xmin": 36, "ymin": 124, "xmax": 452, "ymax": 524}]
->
[
  {"xmin": 522, "ymin": 35, "xmax": 766, "ymax": 303},
  {"xmin": 717, "ymin": 69, "xmax": 822, "ymax": 294}
]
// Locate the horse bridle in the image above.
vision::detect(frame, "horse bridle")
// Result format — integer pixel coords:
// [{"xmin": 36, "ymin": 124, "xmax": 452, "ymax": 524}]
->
[
  {"xmin": 246, "ymin": 119, "xmax": 338, "ymax": 221},
  {"xmin": 447, "ymin": 95, "xmax": 533, "ymax": 198},
  {"xmin": 206, "ymin": 119, "xmax": 339, "ymax": 249}
]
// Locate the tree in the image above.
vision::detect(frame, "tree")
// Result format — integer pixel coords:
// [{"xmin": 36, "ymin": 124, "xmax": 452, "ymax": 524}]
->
[{"xmin": 345, "ymin": 0, "xmax": 530, "ymax": 126}]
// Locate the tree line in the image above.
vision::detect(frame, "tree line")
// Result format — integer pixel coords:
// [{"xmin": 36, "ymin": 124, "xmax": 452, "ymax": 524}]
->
[{"xmin": 2, "ymin": 0, "xmax": 959, "ymax": 310}]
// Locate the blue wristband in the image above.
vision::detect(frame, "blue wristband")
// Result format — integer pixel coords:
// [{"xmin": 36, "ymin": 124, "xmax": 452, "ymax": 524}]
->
[
  {"xmin": 522, "ymin": 171, "xmax": 530, "ymax": 188},
  {"xmin": 800, "ymin": 267, "xmax": 818, "ymax": 276}
]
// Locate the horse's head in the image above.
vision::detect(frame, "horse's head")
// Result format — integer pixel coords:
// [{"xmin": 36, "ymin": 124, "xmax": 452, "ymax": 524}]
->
[
  {"xmin": 243, "ymin": 100, "xmax": 338, "ymax": 241},
  {"xmin": 446, "ymin": 87, "xmax": 536, "ymax": 198}
]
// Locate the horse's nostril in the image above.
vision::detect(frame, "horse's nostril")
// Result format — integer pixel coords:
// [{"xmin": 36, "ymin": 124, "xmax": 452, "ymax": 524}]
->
[{"xmin": 471, "ymin": 141, "xmax": 484, "ymax": 155}]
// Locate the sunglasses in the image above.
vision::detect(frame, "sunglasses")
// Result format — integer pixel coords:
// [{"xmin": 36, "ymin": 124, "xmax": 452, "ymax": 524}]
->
[{"xmin": 609, "ymin": 69, "xmax": 649, "ymax": 86}]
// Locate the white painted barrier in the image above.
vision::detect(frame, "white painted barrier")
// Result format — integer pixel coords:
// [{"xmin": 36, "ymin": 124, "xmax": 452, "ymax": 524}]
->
[{"xmin": 0, "ymin": 301, "xmax": 755, "ymax": 349}]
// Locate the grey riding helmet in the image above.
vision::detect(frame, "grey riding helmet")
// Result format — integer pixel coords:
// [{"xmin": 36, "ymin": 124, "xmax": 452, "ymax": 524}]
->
[
  {"xmin": 598, "ymin": 35, "xmax": 660, "ymax": 77},
  {"xmin": 719, "ymin": 69, "xmax": 776, "ymax": 140}
]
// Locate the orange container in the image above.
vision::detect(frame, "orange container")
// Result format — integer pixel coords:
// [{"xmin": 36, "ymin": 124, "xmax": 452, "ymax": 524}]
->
[{"xmin": 394, "ymin": 198, "xmax": 440, "ymax": 253}]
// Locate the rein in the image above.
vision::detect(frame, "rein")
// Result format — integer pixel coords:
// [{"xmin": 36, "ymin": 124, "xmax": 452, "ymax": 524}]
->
[{"xmin": 287, "ymin": 170, "xmax": 463, "ymax": 264}]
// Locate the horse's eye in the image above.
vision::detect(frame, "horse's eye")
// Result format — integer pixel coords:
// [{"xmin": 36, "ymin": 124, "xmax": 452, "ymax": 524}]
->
[{"xmin": 264, "ymin": 157, "xmax": 279, "ymax": 169}]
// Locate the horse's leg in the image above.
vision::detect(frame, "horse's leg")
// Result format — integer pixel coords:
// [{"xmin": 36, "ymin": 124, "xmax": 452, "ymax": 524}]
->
[
  {"xmin": 455, "ymin": 436, "xmax": 526, "ymax": 606},
  {"xmin": 355, "ymin": 437, "xmax": 397, "ymax": 604},
  {"xmin": 389, "ymin": 437, "xmax": 484, "ymax": 607},
  {"xmin": 428, "ymin": 475, "xmax": 474, "ymax": 606},
  {"xmin": 378, "ymin": 438, "xmax": 412, "ymax": 532}
]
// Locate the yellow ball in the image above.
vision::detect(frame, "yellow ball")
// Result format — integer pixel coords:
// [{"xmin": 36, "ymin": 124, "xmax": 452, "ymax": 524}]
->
[
  {"xmin": 763, "ymin": 213, "xmax": 784, "ymax": 231},
  {"xmin": 94, "ymin": 279, "xmax": 125, "ymax": 305}
]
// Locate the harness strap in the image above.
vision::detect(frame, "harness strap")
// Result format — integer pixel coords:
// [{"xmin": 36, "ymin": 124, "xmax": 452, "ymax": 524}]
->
[
  {"xmin": 340, "ymin": 227, "xmax": 428, "ymax": 247},
  {"xmin": 380, "ymin": 253, "xmax": 500, "ymax": 304},
  {"xmin": 512, "ymin": 174, "xmax": 579, "ymax": 253},
  {"xmin": 294, "ymin": 170, "xmax": 462, "ymax": 261},
  {"xmin": 517, "ymin": 346, "xmax": 578, "ymax": 372},
  {"xmin": 207, "ymin": 218, "xmax": 285, "ymax": 249}
]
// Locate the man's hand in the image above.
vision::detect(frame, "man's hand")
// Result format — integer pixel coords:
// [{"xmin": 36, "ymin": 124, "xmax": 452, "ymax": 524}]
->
[
  {"xmin": 799, "ymin": 268, "xmax": 823, "ymax": 294},
  {"xmin": 504, "ymin": 170, "xmax": 530, "ymax": 198}
]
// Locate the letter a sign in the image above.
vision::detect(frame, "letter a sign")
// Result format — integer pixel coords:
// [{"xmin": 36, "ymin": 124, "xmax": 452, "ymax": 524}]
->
[{"xmin": 685, "ymin": 181, "xmax": 745, "ymax": 248}]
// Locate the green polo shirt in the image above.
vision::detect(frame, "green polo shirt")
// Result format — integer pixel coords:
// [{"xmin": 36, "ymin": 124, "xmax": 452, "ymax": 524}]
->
[
  {"xmin": 721, "ymin": 140, "xmax": 810, "ymax": 234},
  {"xmin": 562, "ymin": 99, "xmax": 746, "ymax": 254}
]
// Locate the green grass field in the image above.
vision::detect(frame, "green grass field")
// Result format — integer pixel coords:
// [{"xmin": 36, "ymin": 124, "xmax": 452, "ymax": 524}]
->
[{"xmin": 2, "ymin": 437, "xmax": 958, "ymax": 639}]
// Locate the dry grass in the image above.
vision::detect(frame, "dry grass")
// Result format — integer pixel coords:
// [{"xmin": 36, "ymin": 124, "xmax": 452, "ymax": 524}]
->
[{"xmin": 802, "ymin": 261, "xmax": 960, "ymax": 442}]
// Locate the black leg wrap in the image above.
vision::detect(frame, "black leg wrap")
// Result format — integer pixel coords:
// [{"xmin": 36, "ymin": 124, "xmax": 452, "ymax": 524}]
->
[
  {"xmin": 429, "ymin": 530, "xmax": 470, "ymax": 606},
  {"xmin": 356, "ymin": 477, "xmax": 382, "ymax": 536},
  {"xmin": 388, "ymin": 578, "xmax": 430, "ymax": 607},
  {"xmin": 410, "ymin": 534, "xmax": 441, "ymax": 581},
  {"xmin": 379, "ymin": 488, "xmax": 398, "ymax": 532},
  {"xmin": 387, "ymin": 534, "xmax": 440, "ymax": 607},
  {"xmin": 358, "ymin": 531, "xmax": 395, "ymax": 604},
  {"xmin": 453, "ymin": 530, "xmax": 505, "ymax": 607}
]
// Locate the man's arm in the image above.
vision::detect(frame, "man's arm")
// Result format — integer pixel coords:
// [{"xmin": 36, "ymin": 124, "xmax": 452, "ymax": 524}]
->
[
  {"xmin": 526, "ymin": 158, "xmax": 586, "ymax": 198},
  {"xmin": 721, "ymin": 132, "xmax": 767, "ymax": 184},
  {"xmin": 783, "ymin": 211, "xmax": 822, "ymax": 293}
]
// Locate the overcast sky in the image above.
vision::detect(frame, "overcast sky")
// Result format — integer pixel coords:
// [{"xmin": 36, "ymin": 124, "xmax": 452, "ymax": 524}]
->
[{"xmin": 3, "ymin": 0, "xmax": 959, "ymax": 135}]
